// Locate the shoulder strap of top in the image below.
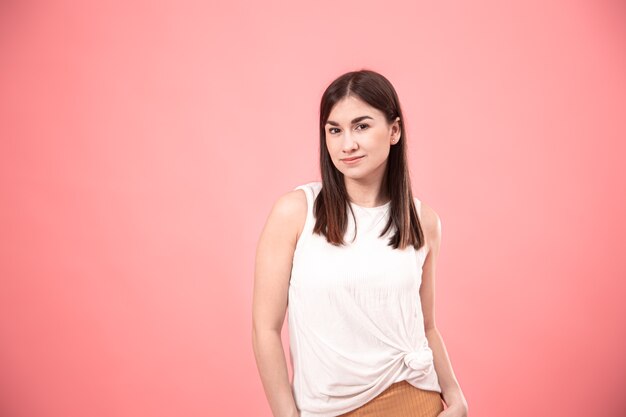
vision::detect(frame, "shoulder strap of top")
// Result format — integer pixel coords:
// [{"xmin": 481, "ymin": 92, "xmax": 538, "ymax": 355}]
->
[
  {"xmin": 413, "ymin": 196, "xmax": 430, "ymax": 262},
  {"xmin": 414, "ymin": 196, "xmax": 422, "ymax": 220},
  {"xmin": 292, "ymin": 181, "xmax": 321, "ymax": 248}
]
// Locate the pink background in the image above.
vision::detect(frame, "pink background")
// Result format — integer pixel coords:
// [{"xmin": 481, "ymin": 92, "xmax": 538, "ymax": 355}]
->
[{"xmin": 1, "ymin": 1, "xmax": 625, "ymax": 416}]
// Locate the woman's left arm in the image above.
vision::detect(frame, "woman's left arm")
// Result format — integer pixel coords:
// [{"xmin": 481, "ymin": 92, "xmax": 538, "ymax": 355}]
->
[{"xmin": 419, "ymin": 203, "xmax": 469, "ymax": 416}]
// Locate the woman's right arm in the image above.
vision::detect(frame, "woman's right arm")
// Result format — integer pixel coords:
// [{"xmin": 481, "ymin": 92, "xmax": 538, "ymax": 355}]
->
[{"xmin": 252, "ymin": 189, "xmax": 307, "ymax": 417}]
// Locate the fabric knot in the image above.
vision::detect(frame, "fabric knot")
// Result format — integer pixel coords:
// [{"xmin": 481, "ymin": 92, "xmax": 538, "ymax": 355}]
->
[{"xmin": 403, "ymin": 345, "xmax": 434, "ymax": 374}]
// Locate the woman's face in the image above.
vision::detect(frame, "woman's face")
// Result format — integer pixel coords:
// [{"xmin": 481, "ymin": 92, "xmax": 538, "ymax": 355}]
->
[{"xmin": 325, "ymin": 95, "xmax": 401, "ymax": 181}]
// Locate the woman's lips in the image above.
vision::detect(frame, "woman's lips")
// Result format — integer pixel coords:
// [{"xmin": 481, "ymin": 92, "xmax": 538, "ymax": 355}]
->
[{"xmin": 343, "ymin": 156, "xmax": 365, "ymax": 165}]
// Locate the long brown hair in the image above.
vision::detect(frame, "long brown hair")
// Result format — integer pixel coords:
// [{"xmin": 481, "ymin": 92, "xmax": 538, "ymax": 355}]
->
[{"xmin": 311, "ymin": 69, "xmax": 425, "ymax": 250}]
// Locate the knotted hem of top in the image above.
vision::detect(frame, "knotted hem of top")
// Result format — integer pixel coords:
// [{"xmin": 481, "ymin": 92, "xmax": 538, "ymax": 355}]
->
[{"xmin": 402, "ymin": 342, "xmax": 435, "ymax": 378}]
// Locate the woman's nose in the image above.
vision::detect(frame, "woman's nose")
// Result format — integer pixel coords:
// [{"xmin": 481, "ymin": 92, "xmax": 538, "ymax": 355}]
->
[{"xmin": 342, "ymin": 132, "xmax": 358, "ymax": 150}]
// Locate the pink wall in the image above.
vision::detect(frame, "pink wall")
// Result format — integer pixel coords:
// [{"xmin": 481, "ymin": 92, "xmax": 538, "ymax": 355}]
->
[{"xmin": 1, "ymin": 0, "xmax": 625, "ymax": 416}]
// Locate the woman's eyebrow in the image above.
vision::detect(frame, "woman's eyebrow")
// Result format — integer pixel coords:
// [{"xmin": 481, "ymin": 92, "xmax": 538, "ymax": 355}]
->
[{"xmin": 325, "ymin": 115, "xmax": 373, "ymax": 126}]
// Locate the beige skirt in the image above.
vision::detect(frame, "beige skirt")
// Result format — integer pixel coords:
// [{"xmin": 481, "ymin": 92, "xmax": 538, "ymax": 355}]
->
[{"xmin": 337, "ymin": 380, "xmax": 445, "ymax": 417}]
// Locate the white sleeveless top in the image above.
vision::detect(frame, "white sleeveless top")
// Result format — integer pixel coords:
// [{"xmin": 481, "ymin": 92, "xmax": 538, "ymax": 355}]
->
[{"xmin": 288, "ymin": 181, "xmax": 441, "ymax": 417}]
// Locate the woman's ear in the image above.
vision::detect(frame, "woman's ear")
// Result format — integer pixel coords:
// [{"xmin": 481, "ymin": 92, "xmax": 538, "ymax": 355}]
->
[{"xmin": 391, "ymin": 117, "xmax": 401, "ymax": 144}]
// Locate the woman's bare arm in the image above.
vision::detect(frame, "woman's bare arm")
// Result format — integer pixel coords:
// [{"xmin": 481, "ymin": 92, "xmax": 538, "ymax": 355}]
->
[
  {"xmin": 252, "ymin": 189, "xmax": 307, "ymax": 417},
  {"xmin": 419, "ymin": 202, "xmax": 469, "ymax": 415}
]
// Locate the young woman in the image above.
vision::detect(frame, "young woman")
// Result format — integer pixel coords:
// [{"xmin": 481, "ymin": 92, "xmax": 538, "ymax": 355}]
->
[{"xmin": 252, "ymin": 69, "xmax": 468, "ymax": 417}]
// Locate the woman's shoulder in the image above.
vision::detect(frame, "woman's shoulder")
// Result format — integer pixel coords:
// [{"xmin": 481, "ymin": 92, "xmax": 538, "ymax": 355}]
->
[
  {"xmin": 273, "ymin": 181, "xmax": 320, "ymax": 209},
  {"xmin": 414, "ymin": 197, "xmax": 442, "ymax": 251},
  {"xmin": 272, "ymin": 186, "xmax": 309, "ymax": 223},
  {"xmin": 269, "ymin": 182, "xmax": 319, "ymax": 245},
  {"xmin": 293, "ymin": 180, "xmax": 322, "ymax": 195}
]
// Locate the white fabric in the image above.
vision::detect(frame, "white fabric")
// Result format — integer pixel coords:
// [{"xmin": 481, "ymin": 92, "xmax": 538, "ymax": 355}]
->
[{"xmin": 288, "ymin": 181, "xmax": 442, "ymax": 417}]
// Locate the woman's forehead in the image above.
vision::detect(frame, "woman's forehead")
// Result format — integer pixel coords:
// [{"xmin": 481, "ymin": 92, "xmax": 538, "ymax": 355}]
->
[{"xmin": 327, "ymin": 97, "xmax": 383, "ymax": 122}]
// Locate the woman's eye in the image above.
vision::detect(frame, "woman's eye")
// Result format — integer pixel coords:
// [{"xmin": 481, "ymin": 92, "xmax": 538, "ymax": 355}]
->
[{"xmin": 328, "ymin": 124, "xmax": 368, "ymax": 135}]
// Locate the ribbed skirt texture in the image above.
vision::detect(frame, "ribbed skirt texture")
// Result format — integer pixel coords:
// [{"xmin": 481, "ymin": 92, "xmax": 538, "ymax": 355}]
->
[{"xmin": 337, "ymin": 380, "xmax": 444, "ymax": 417}]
